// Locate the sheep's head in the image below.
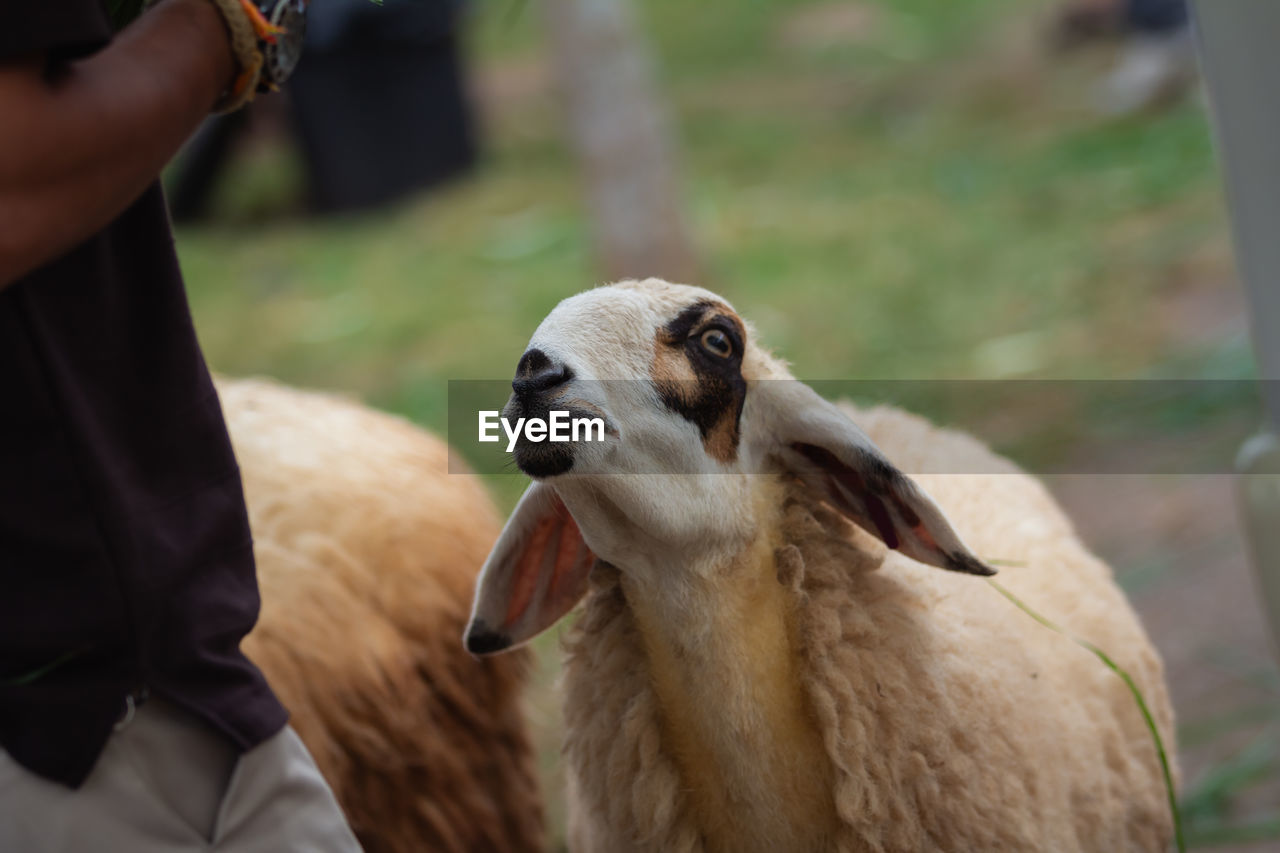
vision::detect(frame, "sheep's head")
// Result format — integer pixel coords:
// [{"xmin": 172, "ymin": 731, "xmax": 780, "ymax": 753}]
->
[{"xmin": 465, "ymin": 279, "xmax": 993, "ymax": 656}]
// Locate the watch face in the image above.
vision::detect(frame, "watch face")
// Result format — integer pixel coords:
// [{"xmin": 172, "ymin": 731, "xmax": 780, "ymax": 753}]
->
[{"xmin": 263, "ymin": 0, "xmax": 307, "ymax": 86}]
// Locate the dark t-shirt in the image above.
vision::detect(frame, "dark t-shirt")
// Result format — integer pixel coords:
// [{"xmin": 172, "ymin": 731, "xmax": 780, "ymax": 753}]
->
[{"xmin": 0, "ymin": 1, "xmax": 287, "ymax": 787}]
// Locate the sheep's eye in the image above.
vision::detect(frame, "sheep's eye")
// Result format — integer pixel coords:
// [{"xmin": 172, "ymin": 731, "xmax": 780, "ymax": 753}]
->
[{"xmin": 700, "ymin": 328, "xmax": 733, "ymax": 358}]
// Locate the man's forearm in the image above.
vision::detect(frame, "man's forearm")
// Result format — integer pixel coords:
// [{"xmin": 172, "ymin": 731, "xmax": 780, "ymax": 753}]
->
[{"xmin": 0, "ymin": 0, "xmax": 236, "ymax": 288}]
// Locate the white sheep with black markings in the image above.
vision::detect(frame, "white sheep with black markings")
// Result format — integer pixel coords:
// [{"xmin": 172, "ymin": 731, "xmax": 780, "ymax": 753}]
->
[{"xmin": 465, "ymin": 279, "xmax": 1176, "ymax": 853}]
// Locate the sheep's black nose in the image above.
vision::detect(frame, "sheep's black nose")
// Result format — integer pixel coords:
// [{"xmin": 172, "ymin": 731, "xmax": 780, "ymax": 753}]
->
[{"xmin": 512, "ymin": 348, "xmax": 573, "ymax": 399}]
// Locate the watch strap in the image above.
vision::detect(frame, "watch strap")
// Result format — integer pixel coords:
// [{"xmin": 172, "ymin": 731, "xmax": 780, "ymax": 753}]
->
[{"xmin": 204, "ymin": 0, "xmax": 268, "ymax": 112}]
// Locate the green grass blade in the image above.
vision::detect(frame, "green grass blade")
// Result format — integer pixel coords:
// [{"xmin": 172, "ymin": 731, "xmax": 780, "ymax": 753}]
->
[{"xmin": 985, "ymin": 577, "xmax": 1185, "ymax": 853}]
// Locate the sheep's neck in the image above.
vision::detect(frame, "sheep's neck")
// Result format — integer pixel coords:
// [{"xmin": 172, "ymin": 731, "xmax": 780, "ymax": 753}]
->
[{"xmin": 621, "ymin": 530, "xmax": 839, "ymax": 852}]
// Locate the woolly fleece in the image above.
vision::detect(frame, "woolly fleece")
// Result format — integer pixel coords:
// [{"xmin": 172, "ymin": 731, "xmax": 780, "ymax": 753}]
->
[
  {"xmin": 218, "ymin": 377, "xmax": 546, "ymax": 853},
  {"xmin": 560, "ymin": 403, "xmax": 1174, "ymax": 853}
]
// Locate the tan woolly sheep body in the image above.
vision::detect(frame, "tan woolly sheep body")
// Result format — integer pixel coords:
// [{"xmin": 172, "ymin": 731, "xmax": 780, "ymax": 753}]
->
[
  {"xmin": 464, "ymin": 280, "xmax": 1176, "ymax": 853},
  {"xmin": 216, "ymin": 377, "xmax": 544, "ymax": 853},
  {"xmin": 561, "ymin": 403, "xmax": 1175, "ymax": 853}
]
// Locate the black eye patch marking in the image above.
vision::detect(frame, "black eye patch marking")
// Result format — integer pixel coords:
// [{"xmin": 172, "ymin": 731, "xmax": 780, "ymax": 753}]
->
[{"xmin": 650, "ymin": 301, "xmax": 748, "ymax": 463}]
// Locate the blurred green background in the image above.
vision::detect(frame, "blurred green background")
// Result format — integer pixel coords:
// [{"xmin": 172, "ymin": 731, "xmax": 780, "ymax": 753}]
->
[{"xmin": 172, "ymin": 0, "xmax": 1277, "ymax": 848}]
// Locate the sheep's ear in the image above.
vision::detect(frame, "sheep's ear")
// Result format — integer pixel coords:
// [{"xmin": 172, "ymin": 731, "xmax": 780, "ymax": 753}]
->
[
  {"xmin": 465, "ymin": 482, "xmax": 595, "ymax": 656},
  {"xmin": 758, "ymin": 381, "xmax": 995, "ymax": 576}
]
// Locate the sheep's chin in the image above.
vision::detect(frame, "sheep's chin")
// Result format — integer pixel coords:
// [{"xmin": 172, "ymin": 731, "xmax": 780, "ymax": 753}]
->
[{"xmin": 512, "ymin": 441, "xmax": 575, "ymax": 478}]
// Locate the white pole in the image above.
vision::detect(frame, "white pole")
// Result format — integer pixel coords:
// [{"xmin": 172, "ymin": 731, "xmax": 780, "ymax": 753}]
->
[{"xmin": 1190, "ymin": 0, "xmax": 1280, "ymax": 649}]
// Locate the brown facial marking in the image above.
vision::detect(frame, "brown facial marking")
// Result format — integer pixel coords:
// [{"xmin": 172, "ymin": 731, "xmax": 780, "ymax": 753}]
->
[{"xmin": 650, "ymin": 301, "xmax": 748, "ymax": 464}]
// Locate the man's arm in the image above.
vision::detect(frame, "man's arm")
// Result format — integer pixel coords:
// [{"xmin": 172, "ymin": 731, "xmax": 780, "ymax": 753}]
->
[{"xmin": 0, "ymin": 0, "xmax": 235, "ymax": 288}]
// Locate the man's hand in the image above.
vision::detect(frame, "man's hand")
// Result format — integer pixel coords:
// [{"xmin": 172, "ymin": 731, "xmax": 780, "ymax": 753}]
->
[{"xmin": 0, "ymin": 0, "xmax": 236, "ymax": 288}]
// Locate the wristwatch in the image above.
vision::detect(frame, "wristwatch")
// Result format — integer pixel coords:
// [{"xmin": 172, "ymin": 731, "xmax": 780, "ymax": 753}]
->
[
  {"xmin": 203, "ymin": 0, "xmax": 309, "ymax": 111},
  {"xmin": 254, "ymin": 0, "xmax": 308, "ymax": 92}
]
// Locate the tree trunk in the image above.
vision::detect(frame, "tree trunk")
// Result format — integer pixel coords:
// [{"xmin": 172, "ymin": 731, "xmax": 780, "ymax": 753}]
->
[{"xmin": 541, "ymin": 0, "xmax": 700, "ymax": 283}]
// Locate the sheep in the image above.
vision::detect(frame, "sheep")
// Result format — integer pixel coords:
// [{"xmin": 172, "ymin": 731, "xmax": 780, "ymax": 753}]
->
[
  {"xmin": 464, "ymin": 279, "xmax": 1176, "ymax": 853},
  {"xmin": 215, "ymin": 376, "xmax": 545, "ymax": 853}
]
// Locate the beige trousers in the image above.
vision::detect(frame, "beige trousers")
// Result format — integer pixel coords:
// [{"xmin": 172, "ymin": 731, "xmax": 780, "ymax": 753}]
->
[{"xmin": 0, "ymin": 697, "xmax": 362, "ymax": 852}]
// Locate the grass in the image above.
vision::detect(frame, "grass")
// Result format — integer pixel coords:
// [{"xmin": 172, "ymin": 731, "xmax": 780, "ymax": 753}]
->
[
  {"xmin": 987, "ymin": 576, "xmax": 1185, "ymax": 852},
  {"xmin": 171, "ymin": 0, "xmax": 1276, "ymax": 848},
  {"xmin": 1182, "ymin": 730, "xmax": 1280, "ymax": 848},
  {"xmin": 181, "ymin": 0, "xmax": 1236, "ymax": 403}
]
